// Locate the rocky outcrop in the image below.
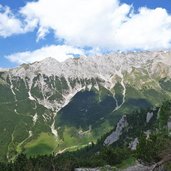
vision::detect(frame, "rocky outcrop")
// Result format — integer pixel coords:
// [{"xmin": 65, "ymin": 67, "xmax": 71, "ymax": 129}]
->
[
  {"xmin": 146, "ymin": 112, "xmax": 154, "ymax": 123},
  {"xmin": 129, "ymin": 138, "xmax": 139, "ymax": 150},
  {"xmin": 167, "ymin": 116, "xmax": 171, "ymax": 131},
  {"xmin": 122, "ymin": 164, "xmax": 151, "ymax": 171},
  {"xmin": 104, "ymin": 115, "xmax": 128, "ymax": 145},
  {"xmin": 75, "ymin": 169, "xmax": 100, "ymax": 171}
]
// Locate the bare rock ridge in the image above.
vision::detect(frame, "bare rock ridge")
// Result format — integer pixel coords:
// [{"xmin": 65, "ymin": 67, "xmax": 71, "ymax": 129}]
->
[
  {"xmin": 104, "ymin": 115, "xmax": 128, "ymax": 145},
  {"xmin": 10, "ymin": 51, "xmax": 171, "ymax": 79},
  {"xmin": 7, "ymin": 51, "xmax": 171, "ymax": 110}
]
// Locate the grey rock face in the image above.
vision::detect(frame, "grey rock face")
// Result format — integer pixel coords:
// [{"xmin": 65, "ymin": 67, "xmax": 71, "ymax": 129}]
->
[
  {"xmin": 122, "ymin": 164, "xmax": 151, "ymax": 171},
  {"xmin": 167, "ymin": 116, "xmax": 171, "ymax": 131},
  {"xmin": 75, "ymin": 169, "xmax": 100, "ymax": 171},
  {"xmin": 129, "ymin": 138, "xmax": 139, "ymax": 150},
  {"xmin": 10, "ymin": 51, "xmax": 171, "ymax": 79},
  {"xmin": 146, "ymin": 112, "xmax": 153, "ymax": 123},
  {"xmin": 104, "ymin": 115, "xmax": 128, "ymax": 145}
]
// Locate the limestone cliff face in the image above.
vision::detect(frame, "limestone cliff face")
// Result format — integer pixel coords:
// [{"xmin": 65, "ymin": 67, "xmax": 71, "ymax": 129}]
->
[{"xmin": 104, "ymin": 115, "xmax": 128, "ymax": 145}]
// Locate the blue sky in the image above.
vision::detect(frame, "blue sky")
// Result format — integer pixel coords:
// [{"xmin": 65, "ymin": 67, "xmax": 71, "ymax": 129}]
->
[
  {"xmin": 0, "ymin": 0, "xmax": 171, "ymax": 68},
  {"xmin": 120, "ymin": 0, "xmax": 171, "ymax": 13}
]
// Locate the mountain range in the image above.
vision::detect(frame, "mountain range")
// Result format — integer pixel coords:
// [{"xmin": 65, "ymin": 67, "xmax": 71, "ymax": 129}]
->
[{"xmin": 0, "ymin": 50, "xmax": 171, "ymax": 162}]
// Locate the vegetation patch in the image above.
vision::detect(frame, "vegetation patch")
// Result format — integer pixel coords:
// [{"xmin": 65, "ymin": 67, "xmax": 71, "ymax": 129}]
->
[{"xmin": 24, "ymin": 133, "xmax": 57, "ymax": 156}]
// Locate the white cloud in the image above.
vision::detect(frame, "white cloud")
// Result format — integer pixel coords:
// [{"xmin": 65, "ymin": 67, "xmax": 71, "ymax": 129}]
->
[
  {"xmin": 20, "ymin": 0, "xmax": 130, "ymax": 49},
  {"xmin": 19, "ymin": 0, "xmax": 171, "ymax": 50},
  {"xmin": 0, "ymin": 68, "xmax": 8, "ymax": 71},
  {"xmin": 6, "ymin": 45, "xmax": 85, "ymax": 64},
  {"xmin": 0, "ymin": 5, "xmax": 23, "ymax": 37},
  {"xmin": 114, "ymin": 7, "xmax": 171, "ymax": 50},
  {"xmin": 0, "ymin": 4, "xmax": 36, "ymax": 37},
  {"xmin": 2, "ymin": 0, "xmax": 171, "ymax": 65}
]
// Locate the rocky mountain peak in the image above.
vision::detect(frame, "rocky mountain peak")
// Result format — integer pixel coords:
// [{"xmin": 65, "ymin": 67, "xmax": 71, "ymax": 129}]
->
[{"xmin": 6, "ymin": 50, "xmax": 171, "ymax": 80}]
